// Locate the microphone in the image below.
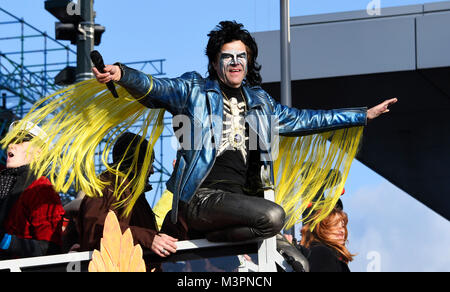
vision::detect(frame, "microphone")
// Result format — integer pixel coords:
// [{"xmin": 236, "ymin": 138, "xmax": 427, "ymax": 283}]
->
[{"xmin": 90, "ymin": 50, "xmax": 119, "ymax": 98}]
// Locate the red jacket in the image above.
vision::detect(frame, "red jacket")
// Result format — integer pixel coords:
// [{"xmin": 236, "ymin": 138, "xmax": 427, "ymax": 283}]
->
[{"xmin": 3, "ymin": 177, "xmax": 65, "ymax": 246}]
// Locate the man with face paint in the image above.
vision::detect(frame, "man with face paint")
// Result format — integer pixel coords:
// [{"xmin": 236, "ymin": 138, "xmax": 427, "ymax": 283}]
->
[
  {"xmin": 215, "ymin": 42, "xmax": 249, "ymax": 88},
  {"xmin": 93, "ymin": 21, "xmax": 397, "ymax": 243}
]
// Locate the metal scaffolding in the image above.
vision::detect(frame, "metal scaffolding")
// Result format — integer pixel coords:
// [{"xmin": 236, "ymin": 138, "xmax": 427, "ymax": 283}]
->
[
  {"xmin": 0, "ymin": 7, "xmax": 73, "ymax": 117},
  {"xmin": 0, "ymin": 7, "xmax": 171, "ymax": 205}
]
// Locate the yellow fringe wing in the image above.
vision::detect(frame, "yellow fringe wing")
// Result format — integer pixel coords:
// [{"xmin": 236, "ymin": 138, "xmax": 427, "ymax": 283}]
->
[{"xmin": 274, "ymin": 126, "xmax": 363, "ymax": 229}]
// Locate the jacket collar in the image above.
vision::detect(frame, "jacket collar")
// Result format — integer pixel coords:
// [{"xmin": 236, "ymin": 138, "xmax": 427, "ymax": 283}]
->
[{"xmin": 205, "ymin": 78, "xmax": 265, "ymax": 110}]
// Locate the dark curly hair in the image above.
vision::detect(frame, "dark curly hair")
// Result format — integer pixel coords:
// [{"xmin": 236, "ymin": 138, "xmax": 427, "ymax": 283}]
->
[{"xmin": 206, "ymin": 21, "xmax": 262, "ymax": 87}]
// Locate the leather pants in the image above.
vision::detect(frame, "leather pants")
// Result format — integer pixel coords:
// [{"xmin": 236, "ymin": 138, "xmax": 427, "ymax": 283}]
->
[{"xmin": 184, "ymin": 188, "xmax": 286, "ymax": 242}]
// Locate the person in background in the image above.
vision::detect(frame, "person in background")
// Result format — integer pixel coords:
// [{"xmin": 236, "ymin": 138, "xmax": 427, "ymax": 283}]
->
[
  {"xmin": 0, "ymin": 121, "xmax": 65, "ymax": 259},
  {"xmin": 77, "ymin": 132, "xmax": 178, "ymax": 270},
  {"xmin": 152, "ymin": 159, "xmax": 176, "ymax": 231},
  {"xmin": 300, "ymin": 199, "xmax": 355, "ymax": 272}
]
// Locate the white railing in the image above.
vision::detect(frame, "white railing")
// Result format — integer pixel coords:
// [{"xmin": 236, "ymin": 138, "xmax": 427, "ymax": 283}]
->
[
  {"xmin": 0, "ymin": 190, "xmax": 292, "ymax": 272},
  {"xmin": 0, "ymin": 238, "xmax": 283, "ymax": 272},
  {"xmin": 0, "ymin": 251, "xmax": 93, "ymax": 272}
]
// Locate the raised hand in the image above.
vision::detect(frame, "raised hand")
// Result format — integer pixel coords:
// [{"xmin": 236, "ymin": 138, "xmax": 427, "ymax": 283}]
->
[
  {"xmin": 367, "ymin": 98, "xmax": 398, "ymax": 120},
  {"xmin": 92, "ymin": 65, "xmax": 121, "ymax": 84}
]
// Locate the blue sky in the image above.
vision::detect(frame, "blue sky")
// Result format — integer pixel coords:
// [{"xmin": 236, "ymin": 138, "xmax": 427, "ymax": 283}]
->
[{"xmin": 1, "ymin": 0, "xmax": 449, "ymax": 271}]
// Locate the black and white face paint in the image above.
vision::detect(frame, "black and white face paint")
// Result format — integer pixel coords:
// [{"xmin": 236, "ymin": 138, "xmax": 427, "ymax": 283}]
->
[{"xmin": 217, "ymin": 49, "xmax": 248, "ymax": 86}]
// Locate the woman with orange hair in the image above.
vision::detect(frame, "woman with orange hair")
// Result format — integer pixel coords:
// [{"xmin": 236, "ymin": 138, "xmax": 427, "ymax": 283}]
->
[{"xmin": 300, "ymin": 200, "xmax": 355, "ymax": 272}]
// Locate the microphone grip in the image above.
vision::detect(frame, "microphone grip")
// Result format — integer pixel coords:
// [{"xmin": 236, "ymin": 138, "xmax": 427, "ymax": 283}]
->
[
  {"xmin": 90, "ymin": 50, "xmax": 119, "ymax": 98},
  {"xmin": 105, "ymin": 80, "xmax": 119, "ymax": 98}
]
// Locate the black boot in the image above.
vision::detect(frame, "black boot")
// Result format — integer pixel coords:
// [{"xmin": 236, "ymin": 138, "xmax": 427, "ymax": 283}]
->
[{"xmin": 276, "ymin": 234, "xmax": 310, "ymax": 272}]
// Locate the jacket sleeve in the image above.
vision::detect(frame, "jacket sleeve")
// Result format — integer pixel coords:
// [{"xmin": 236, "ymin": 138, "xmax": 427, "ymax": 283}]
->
[
  {"xmin": 266, "ymin": 94, "xmax": 367, "ymax": 136},
  {"xmin": 126, "ymin": 226, "xmax": 157, "ymax": 251},
  {"xmin": 0, "ymin": 182, "xmax": 65, "ymax": 258},
  {"xmin": 78, "ymin": 190, "xmax": 157, "ymax": 252},
  {"xmin": 77, "ymin": 196, "xmax": 109, "ymax": 251},
  {"xmin": 27, "ymin": 183, "xmax": 65, "ymax": 245},
  {"xmin": 117, "ymin": 64, "xmax": 196, "ymax": 115}
]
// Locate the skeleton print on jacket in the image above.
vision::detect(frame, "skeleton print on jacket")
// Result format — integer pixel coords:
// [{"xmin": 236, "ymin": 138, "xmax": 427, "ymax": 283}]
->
[{"xmin": 217, "ymin": 94, "xmax": 248, "ymax": 163}]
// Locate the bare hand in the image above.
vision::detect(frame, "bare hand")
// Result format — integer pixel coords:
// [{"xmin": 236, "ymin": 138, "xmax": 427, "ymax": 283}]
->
[
  {"xmin": 367, "ymin": 98, "xmax": 398, "ymax": 120},
  {"xmin": 92, "ymin": 64, "xmax": 121, "ymax": 83},
  {"xmin": 151, "ymin": 233, "xmax": 178, "ymax": 258}
]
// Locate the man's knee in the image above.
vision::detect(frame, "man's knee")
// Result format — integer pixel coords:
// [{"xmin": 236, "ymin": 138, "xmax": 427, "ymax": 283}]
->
[
  {"xmin": 268, "ymin": 204, "xmax": 286, "ymax": 231},
  {"xmin": 259, "ymin": 204, "xmax": 286, "ymax": 237}
]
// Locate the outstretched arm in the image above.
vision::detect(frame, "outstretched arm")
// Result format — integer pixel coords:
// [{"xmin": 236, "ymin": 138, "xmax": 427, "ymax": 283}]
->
[
  {"xmin": 367, "ymin": 98, "xmax": 398, "ymax": 120},
  {"xmin": 266, "ymin": 92, "xmax": 367, "ymax": 136},
  {"xmin": 92, "ymin": 64, "xmax": 194, "ymax": 115},
  {"xmin": 267, "ymin": 92, "xmax": 398, "ymax": 136}
]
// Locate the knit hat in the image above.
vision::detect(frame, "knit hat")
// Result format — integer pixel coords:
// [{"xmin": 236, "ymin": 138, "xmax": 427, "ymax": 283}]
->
[{"xmin": 112, "ymin": 132, "xmax": 150, "ymax": 170}]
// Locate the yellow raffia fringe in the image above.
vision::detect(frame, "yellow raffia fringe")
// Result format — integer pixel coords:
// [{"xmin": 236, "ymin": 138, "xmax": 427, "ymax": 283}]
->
[
  {"xmin": 1, "ymin": 79, "xmax": 165, "ymax": 218},
  {"xmin": 274, "ymin": 126, "xmax": 363, "ymax": 230}
]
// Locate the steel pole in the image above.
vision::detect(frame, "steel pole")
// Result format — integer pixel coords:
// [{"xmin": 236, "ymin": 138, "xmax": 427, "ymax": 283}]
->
[
  {"xmin": 281, "ymin": 0, "xmax": 296, "ymax": 238},
  {"xmin": 280, "ymin": 0, "xmax": 292, "ymax": 107},
  {"xmin": 76, "ymin": 0, "xmax": 94, "ymax": 81}
]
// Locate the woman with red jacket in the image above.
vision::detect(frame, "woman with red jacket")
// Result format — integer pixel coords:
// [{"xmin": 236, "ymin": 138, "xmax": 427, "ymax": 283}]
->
[{"xmin": 0, "ymin": 121, "xmax": 65, "ymax": 259}]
